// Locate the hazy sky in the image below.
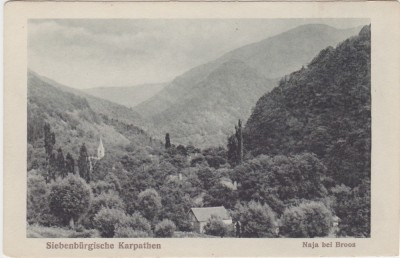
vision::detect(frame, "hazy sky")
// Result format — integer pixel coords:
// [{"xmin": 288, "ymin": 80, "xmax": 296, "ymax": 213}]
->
[{"xmin": 28, "ymin": 19, "xmax": 369, "ymax": 89}]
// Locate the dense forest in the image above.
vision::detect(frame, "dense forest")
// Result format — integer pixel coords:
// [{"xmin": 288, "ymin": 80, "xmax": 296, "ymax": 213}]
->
[{"xmin": 27, "ymin": 25, "xmax": 370, "ymax": 238}]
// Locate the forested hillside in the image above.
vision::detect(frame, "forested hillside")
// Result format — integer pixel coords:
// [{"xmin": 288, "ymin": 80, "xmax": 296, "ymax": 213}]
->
[
  {"xmin": 227, "ymin": 25, "xmax": 371, "ymax": 236},
  {"xmin": 28, "ymin": 71, "xmax": 158, "ymax": 171},
  {"xmin": 243, "ymin": 25, "xmax": 370, "ymax": 188},
  {"xmin": 135, "ymin": 24, "xmax": 363, "ymax": 147}
]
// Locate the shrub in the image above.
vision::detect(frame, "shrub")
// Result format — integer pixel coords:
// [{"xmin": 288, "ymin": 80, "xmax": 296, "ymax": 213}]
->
[
  {"xmin": 93, "ymin": 208, "xmax": 129, "ymax": 237},
  {"xmin": 48, "ymin": 174, "xmax": 92, "ymax": 228},
  {"xmin": 27, "ymin": 172, "xmax": 53, "ymax": 225},
  {"xmin": 280, "ymin": 201, "xmax": 334, "ymax": 237},
  {"xmin": 235, "ymin": 201, "xmax": 278, "ymax": 238},
  {"xmin": 84, "ymin": 192, "xmax": 126, "ymax": 228},
  {"xmin": 138, "ymin": 189, "xmax": 162, "ymax": 223},
  {"xmin": 154, "ymin": 219, "xmax": 176, "ymax": 237},
  {"xmin": 123, "ymin": 213, "xmax": 152, "ymax": 234},
  {"xmin": 203, "ymin": 215, "xmax": 229, "ymax": 237}
]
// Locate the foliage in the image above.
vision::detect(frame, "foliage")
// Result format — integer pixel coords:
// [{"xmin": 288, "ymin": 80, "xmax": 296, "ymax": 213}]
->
[
  {"xmin": 331, "ymin": 180, "xmax": 370, "ymax": 237},
  {"xmin": 48, "ymin": 174, "xmax": 92, "ymax": 227},
  {"xmin": 93, "ymin": 207, "xmax": 128, "ymax": 237},
  {"xmin": 243, "ymin": 26, "xmax": 371, "ymax": 189},
  {"xmin": 203, "ymin": 215, "xmax": 229, "ymax": 237},
  {"xmin": 137, "ymin": 188, "xmax": 162, "ymax": 223},
  {"xmin": 154, "ymin": 219, "xmax": 176, "ymax": 237},
  {"xmin": 280, "ymin": 201, "xmax": 334, "ymax": 237},
  {"xmin": 165, "ymin": 133, "xmax": 171, "ymax": 149},
  {"xmin": 234, "ymin": 201, "xmax": 278, "ymax": 238},
  {"xmin": 78, "ymin": 143, "xmax": 91, "ymax": 183},
  {"xmin": 84, "ymin": 192, "xmax": 126, "ymax": 228},
  {"xmin": 27, "ymin": 171, "xmax": 53, "ymax": 225},
  {"xmin": 234, "ymin": 153, "xmax": 327, "ymax": 214}
]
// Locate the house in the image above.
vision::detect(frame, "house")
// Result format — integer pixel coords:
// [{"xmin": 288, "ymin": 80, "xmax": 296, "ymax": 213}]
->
[{"xmin": 189, "ymin": 206, "xmax": 233, "ymax": 233}]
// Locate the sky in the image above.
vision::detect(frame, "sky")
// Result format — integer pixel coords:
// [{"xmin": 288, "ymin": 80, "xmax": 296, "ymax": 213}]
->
[{"xmin": 28, "ymin": 19, "xmax": 369, "ymax": 89}]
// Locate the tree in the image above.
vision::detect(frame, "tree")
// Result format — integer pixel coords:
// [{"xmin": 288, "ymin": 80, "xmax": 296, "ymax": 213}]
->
[
  {"xmin": 234, "ymin": 201, "xmax": 278, "ymax": 238},
  {"xmin": 93, "ymin": 207, "xmax": 129, "ymax": 237},
  {"xmin": 48, "ymin": 151, "xmax": 57, "ymax": 182},
  {"xmin": 43, "ymin": 123, "xmax": 55, "ymax": 156},
  {"xmin": 227, "ymin": 119, "xmax": 244, "ymax": 166},
  {"xmin": 65, "ymin": 152, "xmax": 75, "ymax": 174},
  {"xmin": 78, "ymin": 143, "xmax": 90, "ymax": 182},
  {"xmin": 56, "ymin": 148, "xmax": 66, "ymax": 178},
  {"xmin": 84, "ymin": 191, "xmax": 126, "ymax": 228},
  {"xmin": 235, "ymin": 119, "xmax": 244, "ymax": 164},
  {"xmin": 137, "ymin": 188, "xmax": 162, "ymax": 224},
  {"xmin": 332, "ymin": 180, "xmax": 370, "ymax": 237},
  {"xmin": 165, "ymin": 133, "xmax": 171, "ymax": 149},
  {"xmin": 280, "ymin": 201, "xmax": 334, "ymax": 237},
  {"xmin": 27, "ymin": 171, "xmax": 52, "ymax": 225},
  {"xmin": 48, "ymin": 174, "xmax": 92, "ymax": 228},
  {"xmin": 154, "ymin": 219, "xmax": 176, "ymax": 237},
  {"xmin": 203, "ymin": 215, "xmax": 229, "ymax": 237}
]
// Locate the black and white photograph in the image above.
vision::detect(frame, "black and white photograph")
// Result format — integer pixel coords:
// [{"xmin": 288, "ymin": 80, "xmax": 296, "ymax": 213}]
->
[{"xmin": 26, "ymin": 18, "xmax": 371, "ymax": 239}]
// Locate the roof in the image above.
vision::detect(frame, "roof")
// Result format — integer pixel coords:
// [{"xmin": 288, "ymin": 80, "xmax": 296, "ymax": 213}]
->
[{"xmin": 190, "ymin": 206, "xmax": 231, "ymax": 222}]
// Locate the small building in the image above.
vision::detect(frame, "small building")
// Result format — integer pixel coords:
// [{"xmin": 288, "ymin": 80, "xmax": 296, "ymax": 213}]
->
[{"xmin": 189, "ymin": 206, "xmax": 233, "ymax": 234}]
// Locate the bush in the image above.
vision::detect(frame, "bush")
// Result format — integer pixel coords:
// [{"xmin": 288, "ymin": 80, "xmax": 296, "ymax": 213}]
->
[
  {"xmin": 123, "ymin": 213, "xmax": 152, "ymax": 234},
  {"xmin": 48, "ymin": 174, "xmax": 92, "ymax": 228},
  {"xmin": 27, "ymin": 172, "xmax": 55, "ymax": 225},
  {"xmin": 154, "ymin": 219, "xmax": 176, "ymax": 237},
  {"xmin": 280, "ymin": 201, "xmax": 334, "ymax": 237},
  {"xmin": 93, "ymin": 208, "xmax": 128, "ymax": 237},
  {"xmin": 138, "ymin": 189, "xmax": 162, "ymax": 223},
  {"xmin": 114, "ymin": 227, "xmax": 150, "ymax": 238},
  {"xmin": 84, "ymin": 192, "xmax": 126, "ymax": 228},
  {"xmin": 203, "ymin": 215, "xmax": 229, "ymax": 237},
  {"xmin": 234, "ymin": 201, "xmax": 278, "ymax": 238}
]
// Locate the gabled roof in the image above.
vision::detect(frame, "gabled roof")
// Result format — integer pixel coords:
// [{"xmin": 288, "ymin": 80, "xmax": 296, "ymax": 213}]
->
[{"xmin": 190, "ymin": 206, "xmax": 231, "ymax": 222}]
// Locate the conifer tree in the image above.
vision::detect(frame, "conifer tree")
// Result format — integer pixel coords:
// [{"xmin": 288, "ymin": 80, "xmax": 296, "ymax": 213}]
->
[
  {"xmin": 165, "ymin": 133, "xmax": 171, "ymax": 149},
  {"xmin": 228, "ymin": 119, "xmax": 244, "ymax": 166},
  {"xmin": 56, "ymin": 148, "xmax": 66, "ymax": 178},
  {"xmin": 235, "ymin": 119, "xmax": 243, "ymax": 164},
  {"xmin": 78, "ymin": 143, "xmax": 90, "ymax": 183},
  {"xmin": 65, "ymin": 152, "xmax": 75, "ymax": 175}
]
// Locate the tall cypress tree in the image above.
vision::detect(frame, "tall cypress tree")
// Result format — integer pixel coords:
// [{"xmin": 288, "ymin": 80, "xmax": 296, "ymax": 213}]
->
[
  {"xmin": 65, "ymin": 152, "xmax": 75, "ymax": 175},
  {"xmin": 228, "ymin": 119, "xmax": 244, "ymax": 166},
  {"xmin": 236, "ymin": 119, "xmax": 243, "ymax": 164},
  {"xmin": 78, "ymin": 143, "xmax": 90, "ymax": 183},
  {"xmin": 56, "ymin": 148, "xmax": 66, "ymax": 178},
  {"xmin": 165, "ymin": 133, "xmax": 171, "ymax": 149}
]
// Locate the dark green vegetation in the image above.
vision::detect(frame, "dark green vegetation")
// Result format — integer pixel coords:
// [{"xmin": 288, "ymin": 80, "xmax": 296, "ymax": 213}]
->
[{"xmin": 27, "ymin": 25, "xmax": 370, "ymax": 238}]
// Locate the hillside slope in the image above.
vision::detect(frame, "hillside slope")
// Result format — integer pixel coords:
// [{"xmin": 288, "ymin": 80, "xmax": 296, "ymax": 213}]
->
[
  {"xmin": 243, "ymin": 25, "xmax": 371, "ymax": 187},
  {"xmin": 27, "ymin": 71, "xmax": 157, "ymax": 169},
  {"xmin": 135, "ymin": 24, "xmax": 364, "ymax": 147},
  {"xmin": 84, "ymin": 83, "xmax": 167, "ymax": 108},
  {"xmin": 30, "ymin": 71, "xmax": 148, "ymax": 130}
]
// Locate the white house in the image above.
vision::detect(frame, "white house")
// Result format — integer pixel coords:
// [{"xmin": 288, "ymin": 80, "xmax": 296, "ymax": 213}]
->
[{"xmin": 189, "ymin": 206, "xmax": 233, "ymax": 234}]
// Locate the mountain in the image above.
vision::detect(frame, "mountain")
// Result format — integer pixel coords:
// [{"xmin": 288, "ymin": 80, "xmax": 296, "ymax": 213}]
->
[
  {"xmin": 29, "ymin": 70, "xmax": 149, "ymax": 130},
  {"xmin": 242, "ymin": 25, "xmax": 371, "ymax": 187},
  {"xmin": 27, "ymin": 71, "xmax": 158, "ymax": 168},
  {"xmin": 134, "ymin": 24, "xmax": 365, "ymax": 147},
  {"xmin": 84, "ymin": 83, "xmax": 167, "ymax": 108}
]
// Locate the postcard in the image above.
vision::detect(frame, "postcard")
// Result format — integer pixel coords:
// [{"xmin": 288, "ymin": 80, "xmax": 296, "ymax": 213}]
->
[{"xmin": 3, "ymin": 1, "xmax": 400, "ymax": 257}]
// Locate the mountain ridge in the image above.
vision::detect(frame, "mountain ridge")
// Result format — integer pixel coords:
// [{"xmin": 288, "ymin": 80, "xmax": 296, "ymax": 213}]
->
[{"xmin": 134, "ymin": 23, "xmax": 366, "ymax": 147}]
